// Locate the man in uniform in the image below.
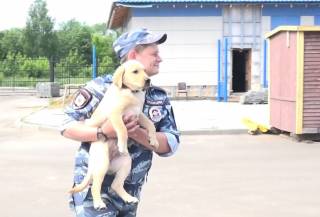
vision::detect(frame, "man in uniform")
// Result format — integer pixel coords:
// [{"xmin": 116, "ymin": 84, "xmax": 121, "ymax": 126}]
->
[{"xmin": 61, "ymin": 28, "xmax": 180, "ymax": 217}]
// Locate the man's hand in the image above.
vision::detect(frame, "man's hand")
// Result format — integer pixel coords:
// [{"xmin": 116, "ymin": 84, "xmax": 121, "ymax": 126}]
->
[
  {"xmin": 100, "ymin": 113, "xmax": 170, "ymax": 153},
  {"xmin": 99, "ymin": 113, "xmax": 140, "ymax": 139},
  {"xmin": 123, "ymin": 113, "xmax": 140, "ymax": 135}
]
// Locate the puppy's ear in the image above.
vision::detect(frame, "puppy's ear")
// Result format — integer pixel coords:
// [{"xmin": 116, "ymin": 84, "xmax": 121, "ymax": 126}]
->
[{"xmin": 112, "ymin": 65, "xmax": 125, "ymax": 88}]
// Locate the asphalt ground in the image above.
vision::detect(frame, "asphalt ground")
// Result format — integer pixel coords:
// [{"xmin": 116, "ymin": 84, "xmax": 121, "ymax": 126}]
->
[{"xmin": 1, "ymin": 95, "xmax": 320, "ymax": 217}]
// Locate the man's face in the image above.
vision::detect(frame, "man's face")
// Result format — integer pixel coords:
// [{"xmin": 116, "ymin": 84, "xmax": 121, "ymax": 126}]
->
[{"xmin": 131, "ymin": 44, "xmax": 162, "ymax": 77}]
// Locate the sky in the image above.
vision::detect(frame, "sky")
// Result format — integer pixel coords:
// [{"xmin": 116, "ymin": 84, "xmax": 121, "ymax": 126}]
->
[{"xmin": 0, "ymin": 0, "xmax": 113, "ymax": 30}]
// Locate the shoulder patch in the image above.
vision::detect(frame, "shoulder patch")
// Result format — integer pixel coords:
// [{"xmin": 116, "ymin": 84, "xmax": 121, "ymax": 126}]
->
[
  {"xmin": 149, "ymin": 106, "xmax": 163, "ymax": 122},
  {"xmin": 72, "ymin": 88, "xmax": 92, "ymax": 110}
]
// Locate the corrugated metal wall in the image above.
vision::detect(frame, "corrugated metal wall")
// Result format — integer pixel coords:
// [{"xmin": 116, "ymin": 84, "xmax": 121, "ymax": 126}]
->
[
  {"xmin": 303, "ymin": 32, "xmax": 320, "ymax": 129},
  {"xmin": 223, "ymin": 5, "xmax": 262, "ymax": 90}
]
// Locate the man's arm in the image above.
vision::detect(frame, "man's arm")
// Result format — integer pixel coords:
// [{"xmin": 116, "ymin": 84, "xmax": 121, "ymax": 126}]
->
[
  {"xmin": 62, "ymin": 122, "xmax": 100, "ymax": 142},
  {"xmin": 128, "ymin": 127, "xmax": 171, "ymax": 154},
  {"xmin": 62, "ymin": 109, "xmax": 177, "ymax": 155},
  {"xmin": 119, "ymin": 113, "xmax": 172, "ymax": 154},
  {"xmin": 62, "ymin": 115, "xmax": 135, "ymax": 142}
]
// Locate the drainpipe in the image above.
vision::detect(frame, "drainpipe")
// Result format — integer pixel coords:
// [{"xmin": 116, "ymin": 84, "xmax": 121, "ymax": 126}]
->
[
  {"xmin": 263, "ymin": 40, "xmax": 268, "ymax": 88},
  {"xmin": 92, "ymin": 45, "xmax": 97, "ymax": 79},
  {"xmin": 224, "ymin": 37, "xmax": 228, "ymax": 102},
  {"xmin": 217, "ymin": 39, "xmax": 221, "ymax": 102}
]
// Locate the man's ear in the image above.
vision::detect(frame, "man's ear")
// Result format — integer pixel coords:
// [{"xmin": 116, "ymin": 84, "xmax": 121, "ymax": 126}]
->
[
  {"xmin": 112, "ymin": 65, "xmax": 125, "ymax": 88},
  {"xmin": 127, "ymin": 50, "xmax": 136, "ymax": 59}
]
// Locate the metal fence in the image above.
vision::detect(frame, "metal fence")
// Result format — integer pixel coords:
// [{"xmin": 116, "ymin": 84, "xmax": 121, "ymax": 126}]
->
[{"xmin": 0, "ymin": 58, "xmax": 114, "ymax": 89}]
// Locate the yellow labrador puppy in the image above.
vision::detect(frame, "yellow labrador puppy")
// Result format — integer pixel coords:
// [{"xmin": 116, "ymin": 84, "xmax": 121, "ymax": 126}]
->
[{"xmin": 70, "ymin": 60, "xmax": 159, "ymax": 210}]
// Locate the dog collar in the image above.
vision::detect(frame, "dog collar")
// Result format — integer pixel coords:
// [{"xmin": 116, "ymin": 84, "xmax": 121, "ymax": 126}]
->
[{"xmin": 122, "ymin": 84, "xmax": 140, "ymax": 93}]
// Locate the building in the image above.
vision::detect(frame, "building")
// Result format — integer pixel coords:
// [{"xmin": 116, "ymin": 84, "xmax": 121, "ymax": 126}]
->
[{"xmin": 107, "ymin": 0, "xmax": 320, "ymax": 99}]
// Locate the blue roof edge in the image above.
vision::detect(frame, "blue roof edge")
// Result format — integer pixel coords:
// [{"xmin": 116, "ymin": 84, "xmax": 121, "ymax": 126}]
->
[{"xmin": 115, "ymin": 0, "xmax": 320, "ymax": 3}]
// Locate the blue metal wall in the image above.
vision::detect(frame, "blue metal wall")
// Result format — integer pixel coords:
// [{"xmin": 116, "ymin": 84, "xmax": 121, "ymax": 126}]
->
[
  {"xmin": 263, "ymin": 5, "xmax": 320, "ymax": 29},
  {"xmin": 271, "ymin": 16, "xmax": 300, "ymax": 29},
  {"xmin": 315, "ymin": 15, "xmax": 320, "ymax": 25}
]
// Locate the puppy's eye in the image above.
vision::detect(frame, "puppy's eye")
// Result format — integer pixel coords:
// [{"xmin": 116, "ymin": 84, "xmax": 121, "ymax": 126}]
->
[{"xmin": 133, "ymin": 70, "xmax": 138, "ymax": 74}]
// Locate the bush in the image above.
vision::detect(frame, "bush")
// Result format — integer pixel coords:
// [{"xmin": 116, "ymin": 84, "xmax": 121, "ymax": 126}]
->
[
  {"xmin": 20, "ymin": 58, "xmax": 49, "ymax": 78},
  {"xmin": 0, "ymin": 53, "xmax": 49, "ymax": 78}
]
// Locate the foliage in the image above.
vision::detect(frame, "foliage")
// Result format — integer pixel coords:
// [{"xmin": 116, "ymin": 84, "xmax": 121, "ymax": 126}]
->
[
  {"xmin": 0, "ymin": 52, "xmax": 49, "ymax": 78},
  {"xmin": 56, "ymin": 20, "xmax": 92, "ymax": 64},
  {"xmin": 24, "ymin": 0, "xmax": 58, "ymax": 58},
  {"xmin": 0, "ymin": 0, "xmax": 119, "ymax": 86},
  {"xmin": 0, "ymin": 29, "xmax": 24, "ymax": 59},
  {"xmin": 91, "ymin": 23, "xmax": 108, "ymax": 35},
  {"xmin": 56, "ymin": 50, "xmax": 90, "ymax": 77},
  {"xmin": 20, "ymin": 57, "xmax": 49, "ymax": 78},
  {"xmin": 92, "ymin": 33, "xmax": 118, "ymax": 73},
  {"xmin": 0, "ymin": 52, "xmax": 21, "ymax": 77}
]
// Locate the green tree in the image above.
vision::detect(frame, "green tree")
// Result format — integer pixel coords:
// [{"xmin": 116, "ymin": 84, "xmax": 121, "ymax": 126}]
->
[
  {"xmin": 20, "ymin": 57, "xmax": 49, "ymax": 78},
  {"xmin": 0, "ymin": 28, "xmax": 24, "ymax": 59},
  {"xmin": 24, "ymin": 0, "xmax": 58, "ymax": 58},
  {"xmin": 0, "ymin": 31, "xmax": 5, "ymax": 60},
  {"xmin": 59, "ymin": 50, "xmax": 88, "ymax": 76},
  {"xmin": 57, "ymin": 20, "xmax": 92, "ymax": 64},
  {"xmin": 92, "ymin": 33, "xmax": 118, "ymax": 73},
  {"xmin": 91, "ymin": 23, "xmax": 107, "ymax": 35},
  {"xmin": 0, "ymin": 52, "xmax": 19, "ymax": 77}
]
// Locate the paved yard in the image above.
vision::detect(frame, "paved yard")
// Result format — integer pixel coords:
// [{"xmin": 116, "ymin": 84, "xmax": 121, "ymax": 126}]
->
[{"xmin": 1, "ymin": 95, "xmax": 320, "ymax": 217}]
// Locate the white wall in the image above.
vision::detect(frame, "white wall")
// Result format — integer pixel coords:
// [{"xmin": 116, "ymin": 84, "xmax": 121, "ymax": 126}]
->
[{"xmin": 130, "ymin": 16, "xmax": 223, "ymax": 86}]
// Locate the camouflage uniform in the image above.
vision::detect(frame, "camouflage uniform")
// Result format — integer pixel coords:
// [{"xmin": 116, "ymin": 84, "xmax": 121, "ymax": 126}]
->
[{"xmin": 62, "ymin": 74, "xmax": 180, "ymax": 217}]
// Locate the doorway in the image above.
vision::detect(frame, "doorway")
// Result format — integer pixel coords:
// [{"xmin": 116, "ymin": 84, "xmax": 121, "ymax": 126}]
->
[{"xmin": 232, "ymin": 49, "xmax": 251, "ymax": 92}]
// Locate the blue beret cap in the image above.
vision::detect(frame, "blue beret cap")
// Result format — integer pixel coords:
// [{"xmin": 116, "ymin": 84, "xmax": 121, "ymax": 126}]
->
[{"xmin": 113, "ymin": 28, "xmax": 167, "ymax": 59}]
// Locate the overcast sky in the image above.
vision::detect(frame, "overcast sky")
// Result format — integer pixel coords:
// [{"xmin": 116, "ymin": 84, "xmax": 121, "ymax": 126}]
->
[{"xmin": 0, "ymin": 0, "xmax": 113, "ymax": 30}]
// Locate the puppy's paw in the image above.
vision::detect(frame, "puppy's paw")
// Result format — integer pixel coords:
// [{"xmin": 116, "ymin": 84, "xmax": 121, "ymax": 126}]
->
[
  {"xmin": 117, "ymin": 143, "xmax": 128, "ymax": 154},
  {"xmin": 118, "ymin": 147, "xmax": 129, "ymax": 154},
  {"xmin": 123, "ymin": 195, "xmax": 139, "ymax": 204},
  {"xmin": 111, "ymin": 184, "xmax": 139, "ymax": 204},
  {"xmin": 93, "ymin": 200, "xmax": 107, "ymax": 210},
  {"xmin": 149, "ymin": 136, "xmax": 159, "ymax": 149}
]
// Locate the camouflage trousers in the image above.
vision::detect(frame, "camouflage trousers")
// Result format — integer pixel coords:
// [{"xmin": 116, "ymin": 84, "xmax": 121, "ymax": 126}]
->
[
  {"xmin": 69, "ymin": 147, "xmax": 147, "ymax": 217},
  {"xmin": 70, "ymin": 187, "xmax": 139, "ymax": 217}
]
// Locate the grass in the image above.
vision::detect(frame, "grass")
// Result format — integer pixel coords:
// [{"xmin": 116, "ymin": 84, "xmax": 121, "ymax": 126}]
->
[{"xmin": 0, "ymin": 76, "xmax": 92, "ymax": 87}]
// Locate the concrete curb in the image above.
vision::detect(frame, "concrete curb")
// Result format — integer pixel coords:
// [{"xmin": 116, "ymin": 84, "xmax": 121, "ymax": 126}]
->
[
  {"xmin": 17, "ymin": 105, "xmax": 61, "ymax": 133},
  {"xmin": 16, "ymin": 119, "xmax": 61, "ymax": 132},
  {"xmin": 20, "ymin": 122, "xmax": 60, "ymax": 131},
  {"xmin": 18, "ymin": 118, "xmax": 248, "ymax": 135}
]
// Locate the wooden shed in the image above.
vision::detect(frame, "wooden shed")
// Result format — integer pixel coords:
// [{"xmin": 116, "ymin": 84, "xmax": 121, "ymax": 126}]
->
[{"xmin": 266, "ymin": 26, "xmax": 320, "ymax": 134}]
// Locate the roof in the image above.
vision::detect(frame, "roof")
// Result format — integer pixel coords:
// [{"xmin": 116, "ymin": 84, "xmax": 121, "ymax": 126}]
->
[
  {"xmin": 265, "ymin": 26, "xmax": 320, "ymax": 38},
  {"xmin": 107, "ymin": 0, "xmax": 320, "ymax": 29},
  {"xmin": 115, "ymin": 0, "xmax": 320, "ymax": 2}
]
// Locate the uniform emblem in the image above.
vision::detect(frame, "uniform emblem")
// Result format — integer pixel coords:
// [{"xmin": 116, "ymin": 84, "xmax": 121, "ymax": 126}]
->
[
  {"xmin": 149, "ymin": 106, "xmax": 162, "ymax": 122},
  {"xmin": 72, "ymin": 88, "xmax": 92, "ymax": 109}
]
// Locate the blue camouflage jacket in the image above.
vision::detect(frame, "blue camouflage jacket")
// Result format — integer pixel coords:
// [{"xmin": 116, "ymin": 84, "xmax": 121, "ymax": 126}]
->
[{"xmin": 62, "ymin": 74, "xmax": 180, "ymax": 213}]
